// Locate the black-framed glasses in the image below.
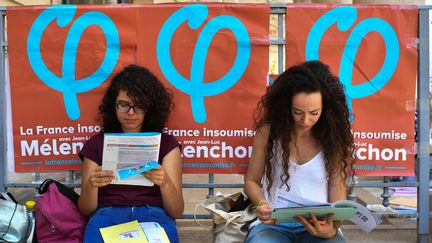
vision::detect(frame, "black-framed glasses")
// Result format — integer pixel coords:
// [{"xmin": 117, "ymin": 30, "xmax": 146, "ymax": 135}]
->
[{"xmin": 115, "ymin": 102, "xmax": 145, "ymax": 114}]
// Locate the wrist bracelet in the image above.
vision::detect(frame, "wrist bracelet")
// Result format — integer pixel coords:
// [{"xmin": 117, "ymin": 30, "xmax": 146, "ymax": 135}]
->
[
  {"xmin": 333, "ymin": 222, "xmax": 342, "ymax": 229},
  {"xmin": 333, "ymin": 223, "xmax": 341, "ymax": 235},
  {"xmin": 251, "ymin": 199, "xmax": 268, "ymax": 211},
  {"xmin": 258, "ymin": 199, "xmax": 268, "ymax": 206}
]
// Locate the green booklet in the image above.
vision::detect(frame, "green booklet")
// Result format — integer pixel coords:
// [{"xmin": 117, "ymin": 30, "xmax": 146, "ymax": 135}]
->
[
  {"xmin": 270, "ymin": 192, "xmax": 380, "ymax": 232},
  {"xmin": 271, "ymin": 204, "xmax": 357, "ymax": 223}
]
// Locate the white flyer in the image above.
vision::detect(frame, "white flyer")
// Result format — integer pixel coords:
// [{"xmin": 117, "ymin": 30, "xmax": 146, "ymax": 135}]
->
[
  {"xmin": 102, "ymin": 132, "xmax": 161, "ymax": 186},
  {"xmin": 139, "ymin": 222, "xmax": 170, "ymax": 243}
]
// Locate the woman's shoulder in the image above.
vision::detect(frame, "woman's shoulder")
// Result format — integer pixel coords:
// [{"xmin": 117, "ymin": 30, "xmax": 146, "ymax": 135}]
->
[
  {"xmin": 160, "ymin": 133, "xmax": 180, "ymax": 157},
  {"xmin": 161, "ymin": 132, "xmax": 179, "ymax": 144},
  {"xmin": 255, "ymin": 124, "xmax": 270, "ymax": 139},
  {"xmin": 79, "ymin": 133, "xmax": 104, "ymax": 162},
  {"xmin": 82, "ymin": 133, "xmax": 103, "ymax": 145},
  {"xmin": 90, "ymin": 132, "xmax": 104, "ymax": 140},
  {"xmin": 84, "ymin": 133, "xmax": 104, "ymax": 146}
]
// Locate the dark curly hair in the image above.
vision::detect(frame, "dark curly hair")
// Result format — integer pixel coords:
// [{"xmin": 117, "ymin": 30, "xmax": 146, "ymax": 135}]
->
[
  {"xmin": 99, "ymin": 64, "xmax": 173, "ymax": 133},
  {"xmin": 254, "ymin": 60, "xmax": 355, "ymax": 196}
]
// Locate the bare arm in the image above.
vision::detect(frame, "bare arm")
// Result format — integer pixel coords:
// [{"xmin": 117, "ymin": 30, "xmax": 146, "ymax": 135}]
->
[
  {"xmin": 328, "ymin": 167, "xmax": 347, "ymax": 203},
  {"xmin": 244, "ymin": 125, "xmax": 268, "ymax": 204},
  {"xmin": 327, "ymin": 165, "xmax": 347, "ymax": 229},
  {"xmin": 244, "ymin": 125, "xmax": 274, "ymax": 224},
  {"xmin": 144, "ymin": 147, "xmax": 184, "ymax": 218},
  {"xmin": 78, "ymin": 158, "xmax": 115, "ymax": 217}
]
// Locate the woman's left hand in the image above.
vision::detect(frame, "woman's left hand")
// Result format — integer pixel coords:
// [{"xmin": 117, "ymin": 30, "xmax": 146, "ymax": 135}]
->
[
  {"xmin": 143, "ymin": 166, "xmax": 170, "ymax": 188},
  {"xmin": 296, "ymin": 213, "xmax": 338, "ymax": 239}
]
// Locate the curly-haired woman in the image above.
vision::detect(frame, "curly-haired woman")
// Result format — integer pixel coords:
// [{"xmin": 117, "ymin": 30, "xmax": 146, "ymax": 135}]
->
[
  {"xmin": 244, "ymin": 60, "xmax": 355, "ymax": 243},
  {"xmin": 78, "ymin": 65, "xmax": 183, "ymax": 243}
]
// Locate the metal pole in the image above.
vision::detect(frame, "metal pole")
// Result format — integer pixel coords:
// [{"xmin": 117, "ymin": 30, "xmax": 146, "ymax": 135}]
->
[
  {"xmin": 207, "ymin": 174, "xmax": 214, "ymax": 198},
  {"xmin": 0, "ymin": 9, "xmax": 6, "ymax": 193},
  {"xmin": 277, "ymin": 8, "xmax": 284, "ymax": 74},
  {"xmin": 417, "ymin": 8, "xmax": 430, "ymax": 243},
  {"xmin": 67, "ymin": 171, "xmax": 76, "ymax": 184},
  {"xmin": 381, "ymin": 176, "xmax": 390, "ymax": 207}
]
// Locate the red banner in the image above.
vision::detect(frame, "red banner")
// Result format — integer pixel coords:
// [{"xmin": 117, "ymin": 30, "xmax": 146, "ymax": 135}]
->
[
  {"xmin": 7, "ymin": 4, "xmax": 418, "ymax": 175},
  {"xmin": 286, "ymin": 4, "xmax": 418, "ymax": 176},
  {"xmin": 8, "ymin": 5, "xmax": 138, "ymax": 172},
  {"xmin": 7, "ymin": 4, "xmax": 269, "ymax": 173},
  {"xmin": 137, "ymin": 4, "xmax": 269, "ymax": 173}
]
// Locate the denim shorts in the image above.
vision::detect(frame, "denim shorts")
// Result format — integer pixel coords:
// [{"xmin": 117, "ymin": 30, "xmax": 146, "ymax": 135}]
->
[
  {"xmin": 245, "ymin": 223, "xmax": 345, "ymax": 243},
  {"xmin": 84, "ymin": 205, "xmax": 178, "ymax": 243}
]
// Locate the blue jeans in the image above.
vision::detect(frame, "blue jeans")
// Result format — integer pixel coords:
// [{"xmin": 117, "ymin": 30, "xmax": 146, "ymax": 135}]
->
[
  {"xmin": 84, "ymin": 205, "xmax": 178, "ymax": 243},
  {"xmin": 245, "ymin": 223, "xmax": 345, "ymax": 243}
]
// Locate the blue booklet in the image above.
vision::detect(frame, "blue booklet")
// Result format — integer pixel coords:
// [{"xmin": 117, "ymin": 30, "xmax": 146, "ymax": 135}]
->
[{"xmin": 117, "ymin": 161, "xmax": 159, "ymax": 179}]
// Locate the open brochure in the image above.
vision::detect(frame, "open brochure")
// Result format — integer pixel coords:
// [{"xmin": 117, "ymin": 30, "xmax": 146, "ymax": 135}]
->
[
  {"xmin": 102, "ymin": 132, "xmax": 161, "ymax": 186},
  {"xmin": 272, "ymin": 203, "xmax": 357, "ymax": 222},
  {"xmin": 100, "ymin": 220, "xmax": 170, "ymax": 243},
  {"xmin": 271, "ymin": 189, "xmax": 380, "ymax": 233}
]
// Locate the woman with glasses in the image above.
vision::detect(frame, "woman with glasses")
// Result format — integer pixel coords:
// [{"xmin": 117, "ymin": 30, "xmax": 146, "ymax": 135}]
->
[
  {"xmin": 244, "ymin": 61, "xmax": 355, "ymax": 243},
  {"xmin": 78, "ymin": 65, "xmax": 183, "ymax": 243}
]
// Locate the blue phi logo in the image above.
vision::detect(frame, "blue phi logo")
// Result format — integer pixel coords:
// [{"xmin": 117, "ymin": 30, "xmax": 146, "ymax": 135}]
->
[
  {"xmin": 305, "ymin": 6, "xmax": 399, "ymax": 120},
  {"xmin": 157, "ymin": 4, "xmax": 251, "ymax": 124},
  {"xmin": 27, "ymin": 5, "xmax": 120, "ymax": 120}
]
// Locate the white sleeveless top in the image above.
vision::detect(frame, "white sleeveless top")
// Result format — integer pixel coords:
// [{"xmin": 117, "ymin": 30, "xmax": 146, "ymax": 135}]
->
[
  {"xmin": 250, "ymin": 144, "xmax": 329, "ymax": 228},
  {"xmin": 262, "ymin": 144, "xmax": 329, "ymax": 204}
]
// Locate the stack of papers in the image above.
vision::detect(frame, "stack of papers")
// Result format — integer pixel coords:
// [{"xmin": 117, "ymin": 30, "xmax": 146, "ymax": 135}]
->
[
  {"xmin": 100, "ymin": 220, "xmax": 170, "ymax": 243},
  {"xmin": 389, "ymin": 187, "xmax": 417, "ymax": 196}
]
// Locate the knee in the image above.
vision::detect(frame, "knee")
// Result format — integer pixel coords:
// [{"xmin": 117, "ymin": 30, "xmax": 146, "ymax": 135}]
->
[
  {"xmin": 305, "ymin": 231, "xmax": 346, "ymax": 243},
  {"xmin": 328, "ymin": 231, "xmax": 346, "ymax": 243},
  {"xmin": 160, "ymin": 222, "xmax": 178, "ymax": 243},
  {"xmin": 245, "ymin": 226, "xmax": 286, "ymax": 243},
  {"xmin": 83, "ymin": 222, "xmax": 103, "ymax": 243}
]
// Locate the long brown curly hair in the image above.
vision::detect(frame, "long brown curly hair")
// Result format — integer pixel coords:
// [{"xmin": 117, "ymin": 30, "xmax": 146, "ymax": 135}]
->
[
  {"xmin": 254, "ymin": 61, "xmax": 355, "ymax": 196},
  {"xmin": 99, "ymin": 64, "xmax": 173, "ymax": 133}
]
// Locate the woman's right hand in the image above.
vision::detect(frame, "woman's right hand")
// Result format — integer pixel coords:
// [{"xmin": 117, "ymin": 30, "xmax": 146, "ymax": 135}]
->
[
  {"xmin": 89, "ymin": 166, "xmax": 115, "ymax": 187},
  {"xmin": 256, "ymin": 203, "xmax": 276, "ymax": 224}
]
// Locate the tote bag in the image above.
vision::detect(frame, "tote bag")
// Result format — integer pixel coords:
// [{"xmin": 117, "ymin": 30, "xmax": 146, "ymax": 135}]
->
[
  {"xmin": 0, "ymin": 192, "xmax": 31, "ymax": 243},
  {"xmin": 194, "ymin": 192, "xmax": 256, "ymax": 243}
]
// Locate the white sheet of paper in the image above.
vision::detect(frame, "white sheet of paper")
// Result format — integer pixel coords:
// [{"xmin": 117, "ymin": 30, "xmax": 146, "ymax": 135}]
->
[
  {"xmin": 274, "ymin": 188, "xmax": 331, "ymax": 209},
  {"xmin": 139, "ymin": 222, "xmax": 170, "ymax": 243},
  {"xmin": 102, "ymin": 133, "xmax": 161, "ymax": 186},
  {"xmin": 334, "ymin": 200, "xmax": 381, "ymax": 233}
]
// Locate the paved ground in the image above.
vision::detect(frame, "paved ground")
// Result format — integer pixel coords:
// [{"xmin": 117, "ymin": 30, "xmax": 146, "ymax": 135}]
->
[{"xmin": 5, "ymin": 173, "xmax": 426, "ymax": 242}]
